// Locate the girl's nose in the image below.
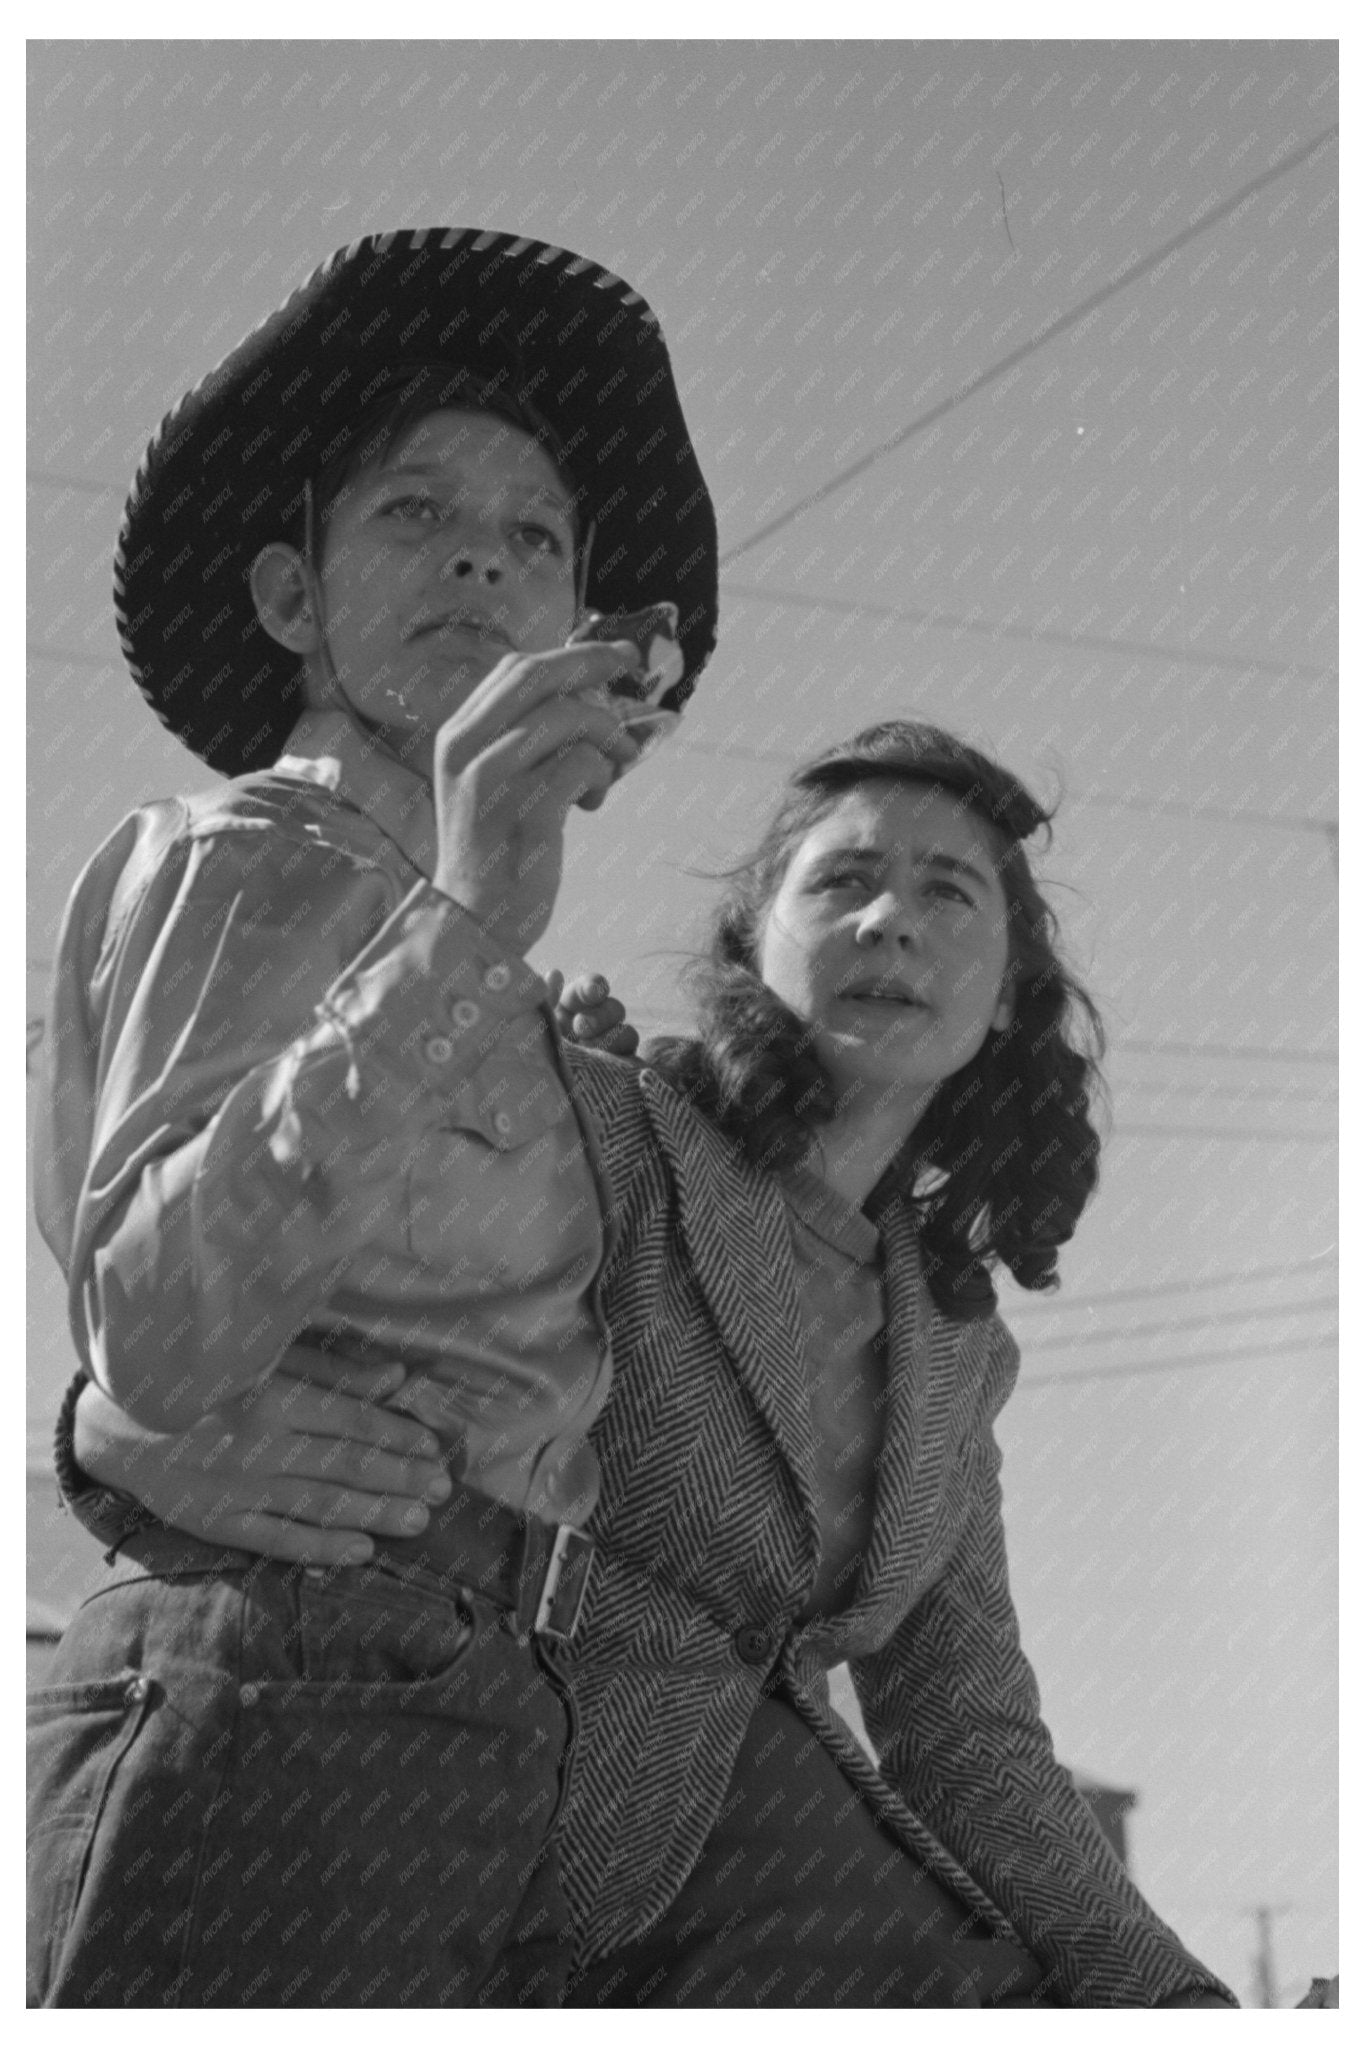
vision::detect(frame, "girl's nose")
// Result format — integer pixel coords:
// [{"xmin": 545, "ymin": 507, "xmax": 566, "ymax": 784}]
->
[{"xmin": 855, "ymin": 893, "xmax": 923, "ymax": 949}]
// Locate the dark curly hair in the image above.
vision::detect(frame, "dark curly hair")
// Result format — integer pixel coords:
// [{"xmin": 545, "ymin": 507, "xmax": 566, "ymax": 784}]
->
[{"xmin": 648, "ymin": 721, "xmax": 1106, "ymax": 1319}]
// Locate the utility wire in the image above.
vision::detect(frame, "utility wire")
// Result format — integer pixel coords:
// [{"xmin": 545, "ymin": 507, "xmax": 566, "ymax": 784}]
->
[
  {"xmin": 1005, "ymin": 1254, "xmax": 1335, "ymax": 1312},
  {"xmin": 27, "ymin": 469, "xmax": 123, "ymax": 496},
  {"xmin": 628, "ymin": 1003, "xmax": 1337, "ymax": 1072},
  {"xmin": 1022, "ymin": 1296, "xmax": 1337, "ymax": 1351},
  {"xmin": 1113, "ymin": 1037, "xmax": 1336, "ymax": 1068},
  {"xmin": 1122, "ymin": 1076, "xmax": 1336, "ymax": 1103},
  {"xmin": 671, "ymin": 738, "xmax": 1335, "ymax": 841},
  {"xmin": 721, "ymin": 126, "xmax": 1338, "ymax": 564},
  {"xmin": 1021, "ymin": 1333, "xmax": 1336, "ymax": 1388},
  {"xmin": 721, "ymin": 580, "xmax": 1332, "ymax": 688},
  {"xmin": 1113, "ymin": 1122, "xmax": 1333, "ymax": 1145}
]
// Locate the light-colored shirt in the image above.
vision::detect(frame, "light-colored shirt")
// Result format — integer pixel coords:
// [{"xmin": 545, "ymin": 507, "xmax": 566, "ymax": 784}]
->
[
  {"xmin": 780, "ymin": 1165, "xmax": 889, "ymax": 1617},
  {"xmin": 35, "ymin": 710, "xmax": 612, "ymax": 1526}
]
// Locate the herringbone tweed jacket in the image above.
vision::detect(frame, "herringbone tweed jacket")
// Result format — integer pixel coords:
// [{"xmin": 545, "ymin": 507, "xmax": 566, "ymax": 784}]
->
[{"xmin": 560, "ymin": 1047, "xmax": 1229, "ymax": 2007}]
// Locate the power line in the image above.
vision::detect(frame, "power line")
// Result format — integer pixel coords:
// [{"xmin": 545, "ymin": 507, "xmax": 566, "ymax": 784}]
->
[
  {"xmin": 1121, "ymin": 1076, "xmax": 1336, "ymax": 1103},
  {"xmin": 1020, "ymin": 1333, "xmax": 1336, "ymax": 1389},
  {"xmin": 1023, "ymin": 1296, "xmax": 1336, "ymax": 1351},
  {"xmin": 27, "ymin": 468, "xmax": 124, "ymax": 497},
  {"xmin": 722, "ymin": 126, "xmax": 1338, "ymax": 564},
  {"xmin": 721, "ymin": 580, "xmax": 1332, "ymax": 688},
  {"xmin": 1005, "ymin": 1254, "xmax": 1335, "ymax": 1313},
  {"xmin": 628, "ymin": 1002, "xmax": 1337, "ymax": 1073},
  {"xmin": 1114, "ymin": 1037, "xmax": 1336, "ymax": 1068},
  {"xmin": 1068, "ymin": 792, "xmax": 1335, "ymax": 838},
  {"xmin": 1113, "ymin": 1122, "xmax": 1334, "ymax": 1145},
  {"xmin": 671, "ymin": 739, "xmax": 1336, "ymax": 841}
]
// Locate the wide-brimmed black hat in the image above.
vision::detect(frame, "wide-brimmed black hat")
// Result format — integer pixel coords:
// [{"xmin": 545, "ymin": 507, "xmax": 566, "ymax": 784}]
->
[{"xmin": 114, "ymin": 228, "xmax": 719, "ymax": 776}]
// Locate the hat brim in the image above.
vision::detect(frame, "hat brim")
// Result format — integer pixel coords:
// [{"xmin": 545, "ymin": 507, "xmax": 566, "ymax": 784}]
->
[{"xmin": 115, "ymin": 228, "xmax": 718, "ymax": 776}]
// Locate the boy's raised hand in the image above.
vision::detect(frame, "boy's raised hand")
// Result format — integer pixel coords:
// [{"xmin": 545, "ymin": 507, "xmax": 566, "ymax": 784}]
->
[
  {"xmin": 430, "ymin": 641, "xmax": 644, "ymax": 956},
  {"xmin": 546, "ymin": 969, "xmax": 640, "ymax": 1056}
]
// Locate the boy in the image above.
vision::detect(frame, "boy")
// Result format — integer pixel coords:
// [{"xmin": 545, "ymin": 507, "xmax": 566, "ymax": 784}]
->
[{"xmin": 29, "ymin": 227, "xmax": 717, "ymax": 2008}]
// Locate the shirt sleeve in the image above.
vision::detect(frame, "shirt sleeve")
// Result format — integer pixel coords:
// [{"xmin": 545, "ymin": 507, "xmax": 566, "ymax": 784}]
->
[
  {"xmin": 37, "ymin": 809, "xmax": 553, "ymax": 1430},
  {"xmin": 849, "ymin": 1320, "xmax": 1236, "ymax": 2007}
]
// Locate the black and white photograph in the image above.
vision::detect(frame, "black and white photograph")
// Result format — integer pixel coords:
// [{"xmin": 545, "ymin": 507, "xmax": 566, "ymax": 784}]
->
[{"xmin": 26, "ymin": 29, "xmax": 1338, "ymax": 2011}]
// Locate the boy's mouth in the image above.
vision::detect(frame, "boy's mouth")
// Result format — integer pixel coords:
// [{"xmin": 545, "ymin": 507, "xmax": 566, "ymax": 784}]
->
[{"xmin": 409, "ymin": 606, "xmax": 511, "ymax": 646}]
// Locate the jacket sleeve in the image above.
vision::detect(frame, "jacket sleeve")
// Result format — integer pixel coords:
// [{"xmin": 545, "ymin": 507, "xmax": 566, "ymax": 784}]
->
[
  {"xmin": 849, "ymin": 1319, "xmax": 1235, "ymax": 2007},
  {"xmin": 35, "ymin": 808, "xmax": 550, "ymax": 1430}
]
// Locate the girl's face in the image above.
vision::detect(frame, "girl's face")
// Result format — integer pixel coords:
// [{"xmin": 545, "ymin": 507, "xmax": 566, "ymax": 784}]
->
[
  {"xmin": 315, "ymin": 407, "xmax": 579, "ymax": 773},
  {"xmin": 756, "ymin": 780, "xmax": 1015, "ymax": 1108}
]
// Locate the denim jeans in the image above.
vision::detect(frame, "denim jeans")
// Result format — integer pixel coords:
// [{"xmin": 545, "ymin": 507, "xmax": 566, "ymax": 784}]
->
[{"xmin": 27, "ymin": 1543, "xmax": 574, "ymax": 2007}]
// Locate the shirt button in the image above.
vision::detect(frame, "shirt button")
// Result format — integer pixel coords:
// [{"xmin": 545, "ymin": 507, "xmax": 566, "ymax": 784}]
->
[
  {"xmin": 424, "ymin": 1034, "xmax": 455, "ymax": 1065},
  {"xmin": 450, "ymin": 998, "xmax": 481, "ymax": 1030},
  {"xmin": 734, "ymin": 1624, "xmax": 774, "ymax": 1666},
  {"xmin": 483, "ymin": 963, "xmax": 512, "ymax": 993},
  {"xmin": 123, "ymin": 1673, "xmax": 151, "ymax": 1708},
  {"xmin": 239, "ymin": 1681, "xmax": 263, "ymax": 1708},
  {"xmin": 492, "ymin": 1110, "xmax": 514, "ymax": 1137}
]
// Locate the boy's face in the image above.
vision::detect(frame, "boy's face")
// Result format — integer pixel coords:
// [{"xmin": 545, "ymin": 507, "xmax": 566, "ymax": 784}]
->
[{"xmin": 316, "ymin": 407, "xmax": 580, "ymax": 772}]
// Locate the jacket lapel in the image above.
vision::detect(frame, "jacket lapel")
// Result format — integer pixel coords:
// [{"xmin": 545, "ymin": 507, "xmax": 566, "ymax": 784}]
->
[
  {"xmin": 638, "ymin": 1069, "xmax": 822, "ymax": 1530},
  {"xmin": 856, "ymin": 1199, "xmax": 967, "ymax": 1607}
]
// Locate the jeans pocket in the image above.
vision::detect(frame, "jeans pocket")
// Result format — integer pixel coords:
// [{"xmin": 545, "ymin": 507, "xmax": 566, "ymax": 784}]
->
[
  {"xmin": 26, "ymin": 1671, "xmax": 156, "ymax": 2006},
  {"xmin": 242, "ymin": 1569, "xmax": 479, "ymax": 1705}
]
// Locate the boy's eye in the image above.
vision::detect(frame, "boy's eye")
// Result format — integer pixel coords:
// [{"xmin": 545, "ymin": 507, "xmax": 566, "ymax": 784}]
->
[
  {"xmin": 379, "ymin": 494, "xmax": 441, "ymax": 523},
  {"xmin": 515, "ymin": 522, "xmax": 565, "ymax": 555},
  {"xmin": 815, "ymin": 867, "xmax": 869, "ymax": 892},
  {"xmin": 927, "ymin": 879, "xmax": 974, "ymax": 906}
]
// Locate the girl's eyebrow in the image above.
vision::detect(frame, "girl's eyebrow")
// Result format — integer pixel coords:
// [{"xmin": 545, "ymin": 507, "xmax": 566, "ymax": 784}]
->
[
  {"xmin": 816, "ymin": 842, "xmax": 993, "ymax": 890},
  {"xmin": 922, "ymin": 851, "xmax": 993, "ymax": 890}
]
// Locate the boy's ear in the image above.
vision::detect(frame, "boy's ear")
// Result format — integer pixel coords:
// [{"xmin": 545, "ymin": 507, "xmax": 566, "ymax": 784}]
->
[{"xmin": 250, "ymin": 545, "xmax": 321, "ymax": 653}]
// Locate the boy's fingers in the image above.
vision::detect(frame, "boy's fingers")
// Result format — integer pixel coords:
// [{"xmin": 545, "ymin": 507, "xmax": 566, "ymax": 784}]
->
[{"xmin": 544, "ymin": 968, "xmax": 565, "ymax": 1007}]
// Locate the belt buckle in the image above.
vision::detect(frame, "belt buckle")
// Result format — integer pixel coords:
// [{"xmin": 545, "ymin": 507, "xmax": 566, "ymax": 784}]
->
[{"xmin": 533, "ymin": 1525, "xmax": 595, "ymax": 1642}]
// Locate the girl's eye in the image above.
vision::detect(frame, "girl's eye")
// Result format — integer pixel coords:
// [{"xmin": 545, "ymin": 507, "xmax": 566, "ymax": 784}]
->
[
  {"xmin": 816, "ymin": 868, "xmax": 869, "ymax": 892},
  {"xmin": 927, "ymin": 880, "xmax": 975, "ymax": 908}
]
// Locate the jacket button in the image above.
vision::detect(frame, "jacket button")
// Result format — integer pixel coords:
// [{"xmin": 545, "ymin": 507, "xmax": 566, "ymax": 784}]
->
[
  {"xmin": 734, "ymin": 1624, "xmax": 773, "ymax": 1665},
  {"xmin": 123, "ymin": 1673, "xmax": 151, "ymax": 1708}
]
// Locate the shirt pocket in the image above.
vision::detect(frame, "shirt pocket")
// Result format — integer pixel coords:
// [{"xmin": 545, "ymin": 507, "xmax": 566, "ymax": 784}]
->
[{"xmin": 405, "ymin": 1061, "xmax": 585, "ymax": 1275}]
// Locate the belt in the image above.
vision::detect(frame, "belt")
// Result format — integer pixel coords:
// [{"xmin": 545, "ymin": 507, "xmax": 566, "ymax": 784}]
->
[{"xmin": 114, "ymin": 1483, "xmax": 595, "ymax": 1644}]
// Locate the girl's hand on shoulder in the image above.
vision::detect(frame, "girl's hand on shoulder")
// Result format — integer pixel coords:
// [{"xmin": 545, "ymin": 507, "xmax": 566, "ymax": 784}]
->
[{"xmin": 546, "ymin": 968, "xmax": 640, "ymax": 1056}]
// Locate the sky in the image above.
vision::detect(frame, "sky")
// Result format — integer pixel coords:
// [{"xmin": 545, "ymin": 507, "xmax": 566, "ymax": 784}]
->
[{"xmin": 25, "ymin": 35, "xmax": 1337, "ymax": 2004}]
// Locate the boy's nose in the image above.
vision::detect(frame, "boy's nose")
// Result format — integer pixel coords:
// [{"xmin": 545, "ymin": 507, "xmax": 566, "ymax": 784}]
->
[{"xmin": 441, "ymin": 549, "xmax": 504, "ymax": 586}]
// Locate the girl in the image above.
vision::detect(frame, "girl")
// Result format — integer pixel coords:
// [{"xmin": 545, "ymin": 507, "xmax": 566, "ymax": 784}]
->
[{"xmin": 60, "ymin": 723, "xmax": 1235, "ymax": 2005}]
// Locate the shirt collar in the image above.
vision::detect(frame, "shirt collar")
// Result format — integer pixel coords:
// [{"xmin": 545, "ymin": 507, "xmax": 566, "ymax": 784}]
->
[
  {"xmin": 273, "ymin": 709, "xmax": 438, "ymax": 880},
  {"xmin": 780, "ymin": 1163, "xmax": 883, "ymax": 1265}
]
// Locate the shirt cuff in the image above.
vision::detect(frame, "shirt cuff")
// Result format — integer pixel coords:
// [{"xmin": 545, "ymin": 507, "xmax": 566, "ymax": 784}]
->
[{"xmin": 308, "ymin": 882, "xmax": 548, "ymax": 1113}]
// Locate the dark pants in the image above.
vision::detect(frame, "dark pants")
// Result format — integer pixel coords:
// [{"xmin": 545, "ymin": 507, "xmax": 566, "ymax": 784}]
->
[
  {"xmin": 26, "ymin": 1547, "xmax": 573, "ymax": 2007},
  {"xmin": 568, "ymin": 1693, "xmax": 1055, "ymax": 2008}
]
